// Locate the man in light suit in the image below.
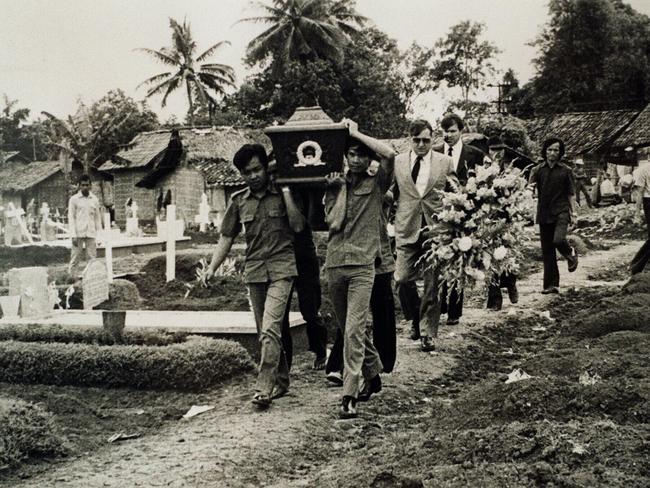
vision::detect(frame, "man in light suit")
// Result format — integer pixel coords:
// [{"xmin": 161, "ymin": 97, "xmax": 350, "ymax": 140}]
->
[
  {"xmin": 434, "ymin": 113, "xmax": 485, "ymax": 325},
  {"xmin": 393, "ymin": 119, "xmax": 457, "ymax": 352}
]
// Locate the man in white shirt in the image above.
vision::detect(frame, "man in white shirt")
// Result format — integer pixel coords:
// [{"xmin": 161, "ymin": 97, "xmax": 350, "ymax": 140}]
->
[
  {"xmin": 68, "ymin": 174, "xmax": 103, "ymax": 276},
  {"xmin": 436, "ymin": 114, "xmax": 484, "ymax": 325}
]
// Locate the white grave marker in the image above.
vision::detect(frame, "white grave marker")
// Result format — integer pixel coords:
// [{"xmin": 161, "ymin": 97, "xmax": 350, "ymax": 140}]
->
[
  {"xmin": 8, "ymin": 266, "xmax": 49, "ymax": 317},
  {"xmin": 82, "ymin": 259, "xmax": 109, "ymax": 310}
]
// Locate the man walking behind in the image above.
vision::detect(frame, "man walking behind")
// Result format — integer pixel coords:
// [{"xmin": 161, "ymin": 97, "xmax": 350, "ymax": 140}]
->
[
  {"xmin": 528, "ymin": 138, "xmax": 579, "ymax": 293},
  {"xmin": 68, "ymin": 174, "xmax": 103, "ymax": 276}
]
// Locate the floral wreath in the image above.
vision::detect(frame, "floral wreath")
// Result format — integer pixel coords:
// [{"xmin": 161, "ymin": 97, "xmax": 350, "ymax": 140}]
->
[{"xmin": 295, "ymin": 140, "xmax": 325, "ymax": 167}]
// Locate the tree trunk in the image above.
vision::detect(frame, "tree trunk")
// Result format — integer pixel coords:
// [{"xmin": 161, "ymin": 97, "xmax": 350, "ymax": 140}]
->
[{"xmin": 186, "ymin": 82, "xmax": 194, "ymax": 127}]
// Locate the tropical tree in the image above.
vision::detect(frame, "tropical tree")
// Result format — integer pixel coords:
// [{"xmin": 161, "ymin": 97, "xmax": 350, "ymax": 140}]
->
[
  {"xmin": 516, "ymin": 0, "xmax": 650, "ymax": 114},
  {"xmin": 240, "ymin": 0, "xmax": 367, "ymax": 68},
  {"xmin": 433, "ymin": 21, "xmax": 501, "ymax": 102},
  {"xmin": 137, "ymin": 18, "xmax": 235, "ymax": 126}
]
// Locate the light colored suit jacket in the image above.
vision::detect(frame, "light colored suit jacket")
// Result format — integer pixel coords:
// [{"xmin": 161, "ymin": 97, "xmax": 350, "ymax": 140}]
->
[{"xmin": 393, "ymin": 150, "xmax": 455, "ymax": 246}]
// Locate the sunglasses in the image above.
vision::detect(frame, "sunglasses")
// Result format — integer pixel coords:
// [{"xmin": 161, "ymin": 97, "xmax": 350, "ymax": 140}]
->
[{"xmin": 412, "ymin": 137, "xmax": 432, "ymax": 144}]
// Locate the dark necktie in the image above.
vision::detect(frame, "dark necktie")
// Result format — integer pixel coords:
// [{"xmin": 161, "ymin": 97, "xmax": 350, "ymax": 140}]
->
[
  {"xmin": 448, "ymin": 146, "xmax": 453, "ymax": 157},
  {"xmin": 411, "ymin": 156, "xmax": 422, "ymax": 183}
]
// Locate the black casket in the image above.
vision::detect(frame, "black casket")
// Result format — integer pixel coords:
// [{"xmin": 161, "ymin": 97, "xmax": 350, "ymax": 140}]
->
[{"xmin": 264, "ymin": 106, "xmax": 348, "ymax": 186}]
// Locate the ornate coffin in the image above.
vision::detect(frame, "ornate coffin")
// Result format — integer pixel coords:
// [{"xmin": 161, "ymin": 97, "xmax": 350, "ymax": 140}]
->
[{"xmin": 264, "ymin": 106, "xmax": 348, "ymax": 186}]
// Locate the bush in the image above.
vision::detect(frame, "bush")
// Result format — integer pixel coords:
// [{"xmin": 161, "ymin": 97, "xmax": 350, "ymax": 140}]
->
[
  {"xmin": 0, "ymin": 246, "xmax": 69, "ymax": 273},
  {"xmin": 0, "ymin": 324, "xmax": 187, "ymax": 346},
  {"xmin": 0, "ymin": 338, "xmax": 254, "ymax": 391},
  {"xmin": 0, "ymin": 396, "xmax": 68, "ymax": 468}
]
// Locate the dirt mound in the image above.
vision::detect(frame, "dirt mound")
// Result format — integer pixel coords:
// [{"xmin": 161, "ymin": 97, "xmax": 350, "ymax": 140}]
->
[
  {"xmin": 100, "ymin": 279, "xmax": 142, "ymax": 310},
  {"xmin": 548, "ymin": 286, "xmax": 619, "ymax": 320},
  {"xmin": 523, "ymin": 346, "xmax": 649, "ymax": 381},
  {"xmin": 422, "ymin": 420, "xmax": 650, "ymax": 484},
  {"xmin": 433, "ymin": 376, "xmax": 647, "ymax": 429},
  {"xmin": 595, "ymin": 330, "xmax": 650, "ymax": 353},
  {"xmin": 570, "ymin": 306, "xmax": 650, "ymax": 338},
  {"xmin": 622, "ymin": 271, "xmax": 650, "ymax": 294},
  {"xmin": 139, "ymin": 254, "xmax": 209, "ymax": 285}
]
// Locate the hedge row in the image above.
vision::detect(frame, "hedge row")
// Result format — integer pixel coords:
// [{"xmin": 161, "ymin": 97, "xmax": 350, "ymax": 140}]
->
[
  {"xmin": 0, "ymin": 397, "xmax": 68, "ymax": 468},
  {"xmin": 0, "ymin": 324, "xmax": 187, "ymax": 347},
  {"xmin": 0, "ymin": 338, "xmax": 254, "ymax": 391}
]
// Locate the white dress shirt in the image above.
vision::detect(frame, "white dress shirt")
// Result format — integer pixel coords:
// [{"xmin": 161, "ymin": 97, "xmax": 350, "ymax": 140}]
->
[
  {"xmin": 410, "ymin": 150, "xmax": 432, "ymax": 197},
  {"xmin": 68, "ymin": 191, "xmax": 102, "ymax": 238},
  {"xmin": 443, "ymin": 140, "xmax": 463, "ymax": 172}
]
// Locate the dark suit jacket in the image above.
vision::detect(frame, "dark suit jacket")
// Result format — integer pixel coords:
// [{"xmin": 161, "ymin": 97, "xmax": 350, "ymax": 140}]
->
[{"xmin": 433, "ymin": 143, "xmax": 485, "ymax": 184}]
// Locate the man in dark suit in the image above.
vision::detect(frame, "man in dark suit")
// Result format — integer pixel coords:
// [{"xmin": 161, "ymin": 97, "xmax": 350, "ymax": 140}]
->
[{"xmin": 434, "ymin": 113, "xmax": 484, "ymax": 325}]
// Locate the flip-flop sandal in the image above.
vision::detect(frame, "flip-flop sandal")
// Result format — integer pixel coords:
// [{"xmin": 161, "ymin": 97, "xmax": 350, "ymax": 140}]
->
[{"xmin": 252, "ymin": 394, "xmax": 271, "ymax": 408}]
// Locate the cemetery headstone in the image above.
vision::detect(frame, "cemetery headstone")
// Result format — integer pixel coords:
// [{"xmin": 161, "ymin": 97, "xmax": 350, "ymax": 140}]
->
[
  {"xmin": 82, "ymin": 259, "xmax": 109, "ymax": 310},
  {"xmin": 8, "ymin": 266, "xmax": 49, "ymax": 317}
]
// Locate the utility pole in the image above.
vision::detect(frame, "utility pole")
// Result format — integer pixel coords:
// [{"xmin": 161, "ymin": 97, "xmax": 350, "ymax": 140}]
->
[{"xmin": 488, "ymin": 83, "xmax": 512, "ymax": 114}]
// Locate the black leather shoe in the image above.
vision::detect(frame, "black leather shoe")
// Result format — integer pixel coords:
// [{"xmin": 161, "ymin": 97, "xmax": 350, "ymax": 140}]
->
[
  {"xmin": 339, "ymin": 396, "xmax": 357, "ymax": 419},
  {"xmin": 541, "ymin": 286, "xmax": 560, "ymax": 294},
  {"xmin": 358, "ymin": 374, "xmax": 382, "ymax": 402},
  {"xmin": 446, "ymin": 318, "xmax": 460, "ymax": 325},
  {"xmin": 420, "ymin": 336, "xmax": 435, "ymax": 352}
]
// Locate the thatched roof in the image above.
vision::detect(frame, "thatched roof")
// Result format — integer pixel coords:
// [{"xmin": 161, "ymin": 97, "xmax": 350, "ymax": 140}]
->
[
  {"xmin": 612, "ymin": 103, "xmax": 650, "ymax": 149},
  {"xmin": 524, "ymin": 109, "xmax": 639, "ymax": 156},
  {"xmin": 0, "ymin": 160, "xmax": 63, "ymax": 192},
  {"xmin": 100, "ymin": 130, "xmax": 170, "ymax": 171}
]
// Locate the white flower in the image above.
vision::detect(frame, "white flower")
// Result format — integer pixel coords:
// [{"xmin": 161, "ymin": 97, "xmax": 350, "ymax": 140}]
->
[
  {"xmin": 458, "ymin": 236, "xmax": 473, "ymax": 252},
  {"xmin": 494, "ymin": 246, "xmax": 508, "ymax": 260}
]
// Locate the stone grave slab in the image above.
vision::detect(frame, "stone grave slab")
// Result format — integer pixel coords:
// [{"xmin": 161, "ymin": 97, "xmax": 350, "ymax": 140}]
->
[
  {"xmin": 8, "ymin": 266, "xmax": 49, "ymax": 318},
  {"xmin": 82, "ymin": 259, "xmax": 109, "ymax": 310}
]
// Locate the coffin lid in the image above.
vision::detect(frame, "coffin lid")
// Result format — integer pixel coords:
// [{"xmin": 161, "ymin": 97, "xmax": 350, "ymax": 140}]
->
[{"xmin": 264, "ymin": 106, "xmax": 348, "ymax": 133}]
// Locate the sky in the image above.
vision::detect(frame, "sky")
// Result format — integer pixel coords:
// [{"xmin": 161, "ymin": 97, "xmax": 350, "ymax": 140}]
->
[{"xmin": 2, "ymin": 0, "xmax": 650, "ymax": 123}]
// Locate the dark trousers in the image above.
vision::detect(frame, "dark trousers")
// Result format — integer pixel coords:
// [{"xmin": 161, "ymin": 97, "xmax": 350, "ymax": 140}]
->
[
  {"xmin": 397, "ymin": 280, "xmax": 420, "ymax": 325},
  {"xmin": 575, "ymin": 181, "xmax": 592, "ymax": 207},
  {"xmin": 487, "ymin": 273, "xmax": 517, "ymax": 308},
  {"xmin": 281, "ymin": 229, "xmax": 328, "ymax": 368},
  {"xmin": 630, "ymin": 198, "xmax": 650, "ymax": 275},
  {"xmin": 440, "ymin": 283, "xmax": 463, "ymax": 320},
  {"xmin": 326, "ymin": 272, "xmax": 397, "ymax": 374},
  {"xmin": 539, "ymin": 214, "xmax": 573, "ymax": 289}
]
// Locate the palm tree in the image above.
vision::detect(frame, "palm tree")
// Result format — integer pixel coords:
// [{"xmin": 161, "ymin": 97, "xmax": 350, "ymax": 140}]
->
[
  {"xmin": 137, "ymin": 18, "xmax": 235, "ymax": 126},
  {"xmin": 240, "ymin": 0, "xmax": 367, "ymax": 68}
]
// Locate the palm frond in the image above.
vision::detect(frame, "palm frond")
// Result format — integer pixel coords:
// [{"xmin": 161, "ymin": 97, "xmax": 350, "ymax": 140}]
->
[
  {"xmin": 196, "ymin": 40, "xmax": 231, "ymax": 62},
  {"xmin": 136, "ymin": 72, "xmax": 173, "ymax": 89},
  {"xmin": 144, "ymin": 76, "xmax": 177, "ymax": 98},
  {"xmin": 135, "ymin": 47, "xmax": 178, "ymax": 66},
  {"xmin": 161, "ymin": 76, "xmax": 182, "ymax": 107}
]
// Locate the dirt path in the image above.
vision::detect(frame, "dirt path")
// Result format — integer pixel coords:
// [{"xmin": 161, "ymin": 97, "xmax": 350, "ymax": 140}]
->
[{"xmin": 4, "ymin": 240, "xmax": 642, "ymax": 488}]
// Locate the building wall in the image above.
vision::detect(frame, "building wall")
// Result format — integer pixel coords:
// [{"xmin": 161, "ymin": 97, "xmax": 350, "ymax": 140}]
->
[
  {"xmin": 36, "ymin": 172, "xmax": 69, "ymax": 211},
  {"xmin": 112, "ymin": 169, "xmax": 156, "ymax": 223},
  {"xmin": 158, "ymin": 166, "xmax": 205, "ymax": 224}
]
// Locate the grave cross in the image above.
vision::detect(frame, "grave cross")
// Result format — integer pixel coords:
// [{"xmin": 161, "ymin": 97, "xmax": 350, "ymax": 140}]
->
[{"xmin": 5, "ymin": 202, "xmax": 33, "ymax": 244}]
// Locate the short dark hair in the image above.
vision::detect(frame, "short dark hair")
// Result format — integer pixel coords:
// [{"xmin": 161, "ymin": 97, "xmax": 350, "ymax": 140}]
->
[
  {"xmin": 345, "ymin": 137, "xmax": 376, "ymax": 160},
  {"xmin": 233, "ymin": 144, "xmax": 268, "ymax": 171},
  {"xmin": 541, "ymin": 137, "xmax": 565, "ymax": 161},
  {"xmin": 79, "ymin": 174, "xmax": 91, "ymax": 184},
  {"xmin": 440, "ymin": 113, "xmax": 464, "ymax": 131},
  {"xmin": 409, "ymin": 119, "xmax": 433, "ymax": 137}
]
